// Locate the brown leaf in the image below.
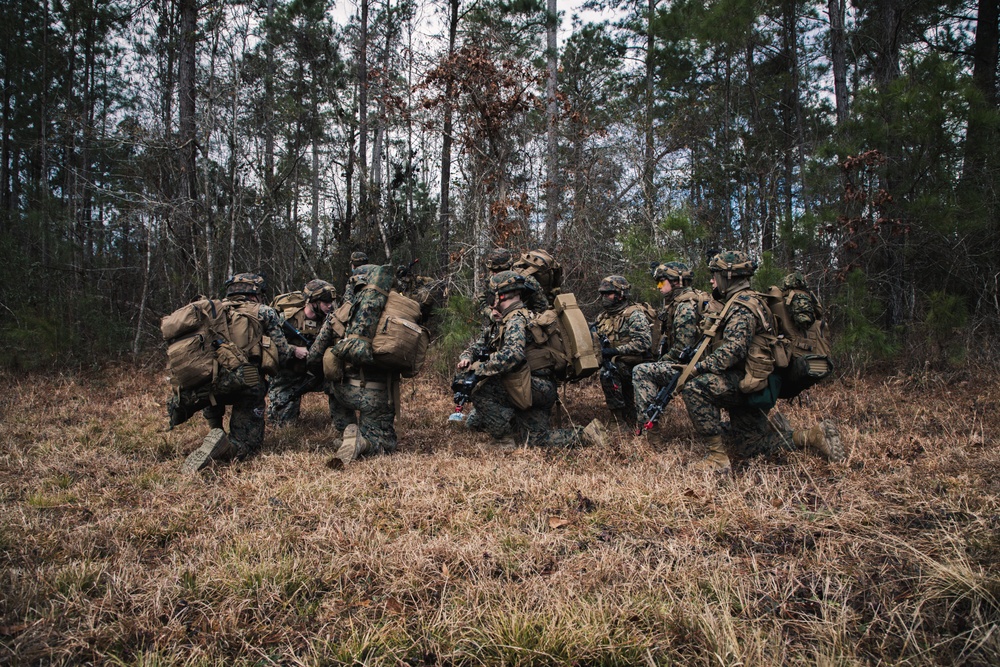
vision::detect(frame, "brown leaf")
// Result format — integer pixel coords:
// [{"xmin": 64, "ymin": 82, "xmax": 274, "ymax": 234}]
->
[
  {"xmin": 548, "ymin": 516, "xmax": 571, "ymax": 529},
  {"xmin": 683, "ymin": 488, "xmax": 701, "ymax": 499},
  {"xmin": 771, "ymin": 497, "xmax": 785, "ymax": 508}
]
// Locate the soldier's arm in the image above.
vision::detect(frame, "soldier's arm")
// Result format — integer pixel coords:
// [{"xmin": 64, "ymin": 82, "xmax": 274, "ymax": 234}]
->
[
  {"xmin": 259, "ymin": 305, "xmax": 296, "ymax": 364},
  {"xmin": 459, "ymin": 329, "xmax": 490, "ymax": 364},
  {"xmin": 694, "ymin": 305, "xmax": 755, "ymax": 375},
  {"xmin": 306, "ymin": 314, "xmax": 336, "ymax": 366},
  {"xmin": 663, "ymin": 301, "xmax": 700, "ymax": 362},
  {"xmin": 615, "ymin": 309, "xmax": 653, "ymax": 356}
]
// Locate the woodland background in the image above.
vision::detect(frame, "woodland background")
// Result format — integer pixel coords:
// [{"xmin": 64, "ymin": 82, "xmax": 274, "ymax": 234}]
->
[{"xmin": 1, "ymin": 0, "xmax": 998, "ymax": 368}]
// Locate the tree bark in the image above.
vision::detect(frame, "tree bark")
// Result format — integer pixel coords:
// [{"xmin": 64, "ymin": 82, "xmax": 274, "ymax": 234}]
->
[
  {"xmin": 438, "ymin": 0, "xmax": 459, "ymax": 270},
  {"xmin": 828, "ymin": 0, "xmax": 849, "ymax": 126},
  {"xmin": 544, "ymin": 0, "xmax": 559, "ymax": 247}
]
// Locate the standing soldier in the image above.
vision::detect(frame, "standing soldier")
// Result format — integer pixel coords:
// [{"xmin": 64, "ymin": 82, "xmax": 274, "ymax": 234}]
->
[
  {"xmin": 179, "ymin": 273, "xmax": 307, "ymax": 472},
  {"xmin": 342, "ymin": 251, "xmax": 370, "ymax": 304},
  {"xmin": 593, "ymin": 275, "xmax": 653, "ymax": 426},
  {"xmin": 632, "ymin": 262, "xmax": 709, "ymax": 428},
  {"xmin": 478, "ymin": 248, "xmax": 549, "ymax": 318},
  {"xmin": 307, "ymin": 265, "xmax": 398, "ymax": 467},
  {"xmin": 267, "ymin": 279, "xmax": 338, "ymax": 426},
  {"xmin": 681, "ymin": 251, "xmax": 845, "ymax": 472},
  {"xmin": 458, "ymin": 271, "xmax": 607, "ymax": 448}
]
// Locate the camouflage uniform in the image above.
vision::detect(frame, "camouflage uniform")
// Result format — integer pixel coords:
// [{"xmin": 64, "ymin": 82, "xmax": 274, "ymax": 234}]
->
[
  {"xmin": 267, "ymin": 280, "xmax": 336, "ymax": 426},
  {"xmin": 594, "ymin": 276, "xmax": 653, "ymax": 425},
  {"xmin": 461, "ymin": 273, "xmax": 593, "ymax": 447},
  {"xmin": 783, "ymin": 272, "xmax": 819, "ymax": 329},
  {"xmin": 307, "ymin": 267, "xmax": 398, "ymax": 458},
  {"xmin": 632, "ymin": 284, "xmax": 707, "ymax": 424},
  {"xmin": 477, "ymin": 248, "xmax": 549, "ymax": 320}
]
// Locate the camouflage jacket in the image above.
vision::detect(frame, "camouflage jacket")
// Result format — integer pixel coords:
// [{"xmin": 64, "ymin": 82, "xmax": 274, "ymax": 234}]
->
[
  {"xmin": 460, "ymin": 305, "xmax": 531, "ymax": 378},
  {"xmin": 594, "ymin": 303, "xmax": 653, "ymax": 359},
  {"xmin": 306, "ymin": 313, "xmax": 339, "ymax": 367},
  {"xmin": 697, "ymin": 289, "xmax": 765, "ymax": 375},
  {"xmin": 658, "ymin": 288, "xmax": 706, "ymax": 362}
]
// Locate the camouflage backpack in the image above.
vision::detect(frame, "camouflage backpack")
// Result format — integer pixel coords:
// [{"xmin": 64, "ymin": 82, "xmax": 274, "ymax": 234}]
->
[{"xmin": 161, "ymin": 299, "xmax": 278, "ymax": 393}]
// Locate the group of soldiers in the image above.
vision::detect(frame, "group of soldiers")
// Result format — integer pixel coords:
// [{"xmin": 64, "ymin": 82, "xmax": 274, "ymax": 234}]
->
[{"xmin": 177, "ymin": 247, "xmax": 845, "ymax": 474}]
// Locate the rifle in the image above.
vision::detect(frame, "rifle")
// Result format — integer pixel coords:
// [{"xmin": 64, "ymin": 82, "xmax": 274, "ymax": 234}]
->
[
  {"xmin": 282, "ymin": 319, "xmax": 316, "ymax": 347},
  {"xmin": 448, "ymin": 348, "xmax": 491, "ymax": 422},
  {"xmin": 590, "ymin": 324, "xmax": 620, "ymax": 392},
  {"xmin": 636, "ymin": 294, "xmax": 740, "ymax": 435},
  {"xmin": 396, "ymin": 258, "xmax": 420, "ymax": 282},
  {"xmin": 636, "ymin": 346, "xmax": 695, "ymax": 434}
]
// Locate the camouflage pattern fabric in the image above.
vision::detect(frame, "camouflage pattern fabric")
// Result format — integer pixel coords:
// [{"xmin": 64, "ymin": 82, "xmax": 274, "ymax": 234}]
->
[
  {"xmin": 299, "ymin": 303, "xmax": 358, "ymax": 433},
  {"xmin": 461, "ymin": 305, "xmax": 583, "ymax": 447},
  {"xmin": 632, "ymin": 360, "xmax": 681, "ymax": 426},
  {"xmin": 787, "ymin": 290, "xmax": 818, "ymax": 329},
  {"xmin": 465, "ymin": 374, "xmax": 584, "ymax": 447},
  {"xmin": 681, "ymin": 289, "xmax": 792, "ymax": 461},
  {"xmin": 202, "ymin": 381, "xmax": 268, "ymax": 458},
  {"xmin": 595, "ymin": 303, "xmax": 652, "ymax": 422},
  {"xmin": 267, "ymin": 303, "xmax": 327, "ymax": 426},
  {"xmin": 476, "ymin": 273, "xmax": 549, "ymax": 321},
  {"xmin": 329, "ymin": 369, "xmax": 398, "ymax": 456},
  {"xmin": 658, "ymin": 289, "xmax": 703, "ymax": 362}
]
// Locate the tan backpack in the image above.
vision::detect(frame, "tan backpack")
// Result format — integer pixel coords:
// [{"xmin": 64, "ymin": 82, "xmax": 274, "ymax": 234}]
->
[
  {"xmin": 524, "ymin": 293, "xmax": 599, "ymax": 381},
  {"xmin": 370, "ymin": 291, "xmax": 430, "ymax": 377},
  {"xmin": 513, "ymin": 249, "xmax": 563, "ymax": 296},
  {"xmin": 763, "ymin": 285, "xmax": 833, "ymax": 397},
  {"xmin": 161, "ymin": 299, "xmax": 276, "ymax": 392}
]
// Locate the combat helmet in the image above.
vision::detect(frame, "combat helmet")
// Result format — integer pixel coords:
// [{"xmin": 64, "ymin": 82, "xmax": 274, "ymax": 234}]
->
[
  {"xmin": 652, "ymin": 261, "xmax": 693, "ymax": 286},
  {"xmin": 303, "ymin": 279, "xmax": 336, "ymax": 303},
  {"xmin": 782, "ymin": 271, "xmax": 809, "ymax": 291},
  {"xmin": 489, "ymin": 270, "xmax": 528, "ymax": 297},
  {"xmin": 598, "ymin": 275, "xmax": 631, "ymax": 298},
  {"xmin": 485, "ymin": 248, "xmax": 514, "ymax": 272},
  {"xmin": 707, "ymin": 250, "xmax": 757, "ymax": 278},
  {"xmin": 350, "ymin": 251, "xmax": 369, "ymax": 268},
  {"xmin": 225, "ymin": 272, "xmax": 266, "ymax": 297}
]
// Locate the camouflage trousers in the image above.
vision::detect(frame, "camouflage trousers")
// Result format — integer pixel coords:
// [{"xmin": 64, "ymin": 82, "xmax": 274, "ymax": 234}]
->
[
  {"xmin": 632, "ymin": 360, "xmax": 681, "ymax": 425},
  {"xmin": 329, "ymin": 375, "xmax": 397, "ymax": 457},
  {"xmin": 267, "ymin": 368, "xmax": 327, "ymax": 426},
  {"xmin": 600, "ymin": 362, "xmax": 637, "ymax": 424},
  {"xmin": 466, "ymin": 375, "xmax": 583, "ymax": 447},
  {"xmin": 681, "ymin": 370, "xmax": 794, "ymax": 460}
]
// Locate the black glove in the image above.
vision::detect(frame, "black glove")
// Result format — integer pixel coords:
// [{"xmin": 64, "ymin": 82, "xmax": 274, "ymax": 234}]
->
[{"xmin": 602, "ymin": 347, "xmax": 619, "ymax": 360}]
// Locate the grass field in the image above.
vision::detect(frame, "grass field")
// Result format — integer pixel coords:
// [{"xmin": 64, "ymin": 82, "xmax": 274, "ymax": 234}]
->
[{"xmin": 1, "ymin": 363, "xmax": 998, "ymax": 665}]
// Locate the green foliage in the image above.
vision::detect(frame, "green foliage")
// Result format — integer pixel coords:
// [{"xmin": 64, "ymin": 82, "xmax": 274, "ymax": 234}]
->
[
  {"xmin": 833, "ymin": 270, "xmax": 899, "ymax": 368},
  {"xmin": 924, "ymin": 290, "xmax": 968, "ymax": 366},
  {"xmin": 434, "ymin": 293, "xmax": 481, "ymax": 376},
  {"xmin": 751, "ymin": 252, "xmax": 785, "ymax": 292}
]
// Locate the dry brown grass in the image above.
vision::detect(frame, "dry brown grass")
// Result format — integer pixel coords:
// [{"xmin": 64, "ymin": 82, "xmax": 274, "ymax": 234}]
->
[{"xmin": 1, "ymin": 363, "xmax": 999, "ymax": 665}]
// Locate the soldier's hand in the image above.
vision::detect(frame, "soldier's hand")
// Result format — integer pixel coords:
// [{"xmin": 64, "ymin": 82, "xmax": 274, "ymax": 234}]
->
[
  {"xmin": 293, "ymin": 345, "xmax": 308, "ymax": 360},
  {"xmin": 457, "ymin": 358, "xmax": 471, "ymax": 370},
  {"xmin": 602, "ymin": 347, "xmax": 619, "ymax": 360}
]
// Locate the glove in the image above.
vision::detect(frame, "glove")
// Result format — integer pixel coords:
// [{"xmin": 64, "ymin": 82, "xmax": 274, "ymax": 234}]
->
[{"xmin": 601, "ymin": 347, "xmax": 619, "ymax": 360}]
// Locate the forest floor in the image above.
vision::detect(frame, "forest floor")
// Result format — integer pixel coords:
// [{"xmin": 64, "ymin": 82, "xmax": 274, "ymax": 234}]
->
[{"xmin": 1, "ymin": 361, "xmax": 999, "ymax": 665}]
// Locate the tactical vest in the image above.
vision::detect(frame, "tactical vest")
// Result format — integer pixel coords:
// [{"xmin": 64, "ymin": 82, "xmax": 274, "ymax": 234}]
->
[
  {"xmin": 708, "ymin": 289, "xmax": 778, "ymax": 395},
  {"xmin": 490, "ymin": 306, "xmax": 534, "ymax": 410},
  {"xmin": 595, "ymin": 303, "xmax": 654, "ymax": 364},
  {"xmin": 763, "ymin": 285, "xmax": 833, "ymax": 398}
]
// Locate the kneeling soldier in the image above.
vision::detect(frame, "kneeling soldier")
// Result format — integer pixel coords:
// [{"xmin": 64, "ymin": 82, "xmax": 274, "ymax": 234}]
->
[{"xmin": 594, "ymin": 275, "xmax": 653, "ymax": 426}]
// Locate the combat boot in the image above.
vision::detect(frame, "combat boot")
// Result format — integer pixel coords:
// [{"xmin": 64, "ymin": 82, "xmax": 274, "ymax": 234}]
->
[
  {"xmin": 328, "ymin": 424, "xmax": 366, "ymax": 469},
  {"xmin": 182, "ymin": 428, "xmax": 234, "ymax": 473},
  {"xmin": 792, "ymin": 420, "xmax": 846, "ymax": 462},
  {"xmin": 580, "ymin": 419, "xmax": 608, "ymax": 447},
  {"xmin": 692, "ymin": 434, "xmax": 731, "ymax": 473}
]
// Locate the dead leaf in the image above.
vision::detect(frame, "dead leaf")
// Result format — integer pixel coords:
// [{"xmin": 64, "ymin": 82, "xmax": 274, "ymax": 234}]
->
[
  {"xmin": 771, "ymin": 497, "xmax": 785, "ymax": 508},
  {"xmin": 385, "ymin": 597, "xmax": 403, "ymax": 614},
  {"xmin": 683, "ymin": 488, "xmax": 701, "ymax": 499},
  {"xmin": 442, "ymin": 563, "xmax": 450, "ymax": 578},
  {"xmin": 548, "ymin": 516, "xmax": 571, "ymax": 529}
]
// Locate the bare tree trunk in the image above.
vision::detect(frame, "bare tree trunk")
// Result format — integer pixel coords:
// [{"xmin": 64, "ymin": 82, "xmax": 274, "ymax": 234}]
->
[
  {"xmin": 358, "ymin": 0, "xmax": 370, "ymax": 246},
  {"xmin": 962, "ymin": 0, "xmax": 999, "ymax": 184},
  {"xmin": 642, "ymin": 0, "xmax": 656, "ymax": 227},
  {"xmin": 828, "ymin": 0, "xmax": 849, "ymax": 126},
  {"xmin": 544, "ymin": 0, "xmax": 559, "ymax": 247},
  {"xmin": 178, "ymin": 0, "xmax": 199, "ymax": 277},
  {"xmin": 438, "ymin": 0, "xmax": 459, "ymax": 269}
]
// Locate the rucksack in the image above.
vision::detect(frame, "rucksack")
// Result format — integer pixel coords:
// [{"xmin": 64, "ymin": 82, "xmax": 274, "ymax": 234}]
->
[
  {"xmin": 271, "ymin": 291, "xmax": 306, "ymax": 315},
  {"xmin": 513, "ymin": 249, "xmax": 563, "ymax": 296},
  {"xmin": 371, "ymin": 291, "xmax": 430, "ymax": 377},
  {"xmin": 763, "ymin": 285, "xmax": 833, "ymax": 398},
  {"xmin": 161, "ymin": 299, "xmax": 278, "ymax": 392},
  {"xmin": 524, "ymin": 293, "xmax": 599, "ymax": 381}
]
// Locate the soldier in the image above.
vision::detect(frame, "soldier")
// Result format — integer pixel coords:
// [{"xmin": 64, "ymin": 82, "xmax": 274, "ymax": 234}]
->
[
  {"xmin": 681, "ymin": 251, "xmax": 845, "ymax": 472},
  {"xmin": 632, "ymin": 262, "xmax": 710, "ymax": 428},
  {"xmin": 478, "ymin": 248, "xmax": 549, "ymax": 318},
  {"xmin": 458, "ymin": 271, "xmax": 607, "ymax": 448},
  {"xmin": 307, "ymin": 264, "xmax": 398, "ymax": 467},
  {"xmin": 342, "ymin": 252, "xmax": 370, "ymax": 304},
  {"xmin": 593, "ymin": 275, "xmax": 653, "ymax": 426},
  {"xmin": 267, "ymin": 279, "xmax": 337, "ymax": 426},
  {"xmin": 179, "ymin": 273, "xmax": 307, "ymax": 472}
]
